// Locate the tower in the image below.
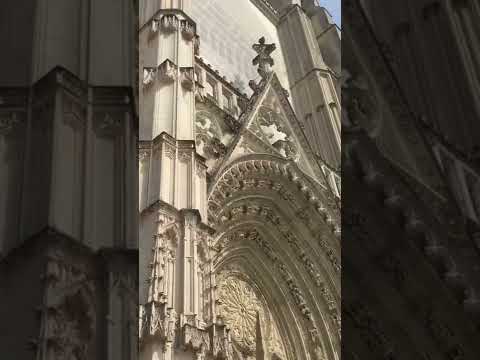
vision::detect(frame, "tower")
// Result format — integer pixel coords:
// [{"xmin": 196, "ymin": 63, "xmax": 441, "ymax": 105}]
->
[
  {"xmin": 138, "ymin": 2, "xmax": 221, "ymax": 359},
  {"xmin": 0, "ymin": 1, "xmax": 138, "ymax": 359}
]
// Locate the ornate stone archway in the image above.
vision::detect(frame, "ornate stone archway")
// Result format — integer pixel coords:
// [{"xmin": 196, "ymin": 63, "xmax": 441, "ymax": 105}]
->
[{"xmin": 207, "ymin": 154, "xmax": 341, "ymax": 360}]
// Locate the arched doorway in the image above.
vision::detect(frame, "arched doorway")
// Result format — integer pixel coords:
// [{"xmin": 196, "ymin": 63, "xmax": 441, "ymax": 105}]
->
[{"xmin": 208, "ymin": 154, "xmax": 341, "ymax": 360}]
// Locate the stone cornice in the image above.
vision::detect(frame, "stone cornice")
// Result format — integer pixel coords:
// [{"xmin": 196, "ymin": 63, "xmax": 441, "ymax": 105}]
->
[
  {"xmin": 139, "ymin": 8, "xmax": 197, "ymax": 33},
  {"xmin": 7, "ymin": 66, "xmax": 138, "ymax": 131},
  {"xmin": 145, "ymin": 131, "xmax": 208, "ymax": 163},
  {"xmin": 250, "ymin": 0, "xmax": 280, "ymax": 25},
  {"xmin": 0, "ymin": 226, "xmax": 138, "ymax": 267},
  {"xmin": 139, "ymin": 199, "xmax": 215, "ymax": 235}
]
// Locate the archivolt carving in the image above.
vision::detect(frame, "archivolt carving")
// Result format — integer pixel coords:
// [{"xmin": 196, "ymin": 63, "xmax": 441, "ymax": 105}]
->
[
  {"xmin": 216, "ymin": 230, "xmax": 318, "ymax": 336},
  {"xmin": 208, "ymin": 157, "xmax": 339, "ymax": 227},
  {"xmin": 217, "ymin": 201, "xmax": 340, "ymax": 277},
  {"xmin": 209, "ymin": 155, "xmax": 340, "ymax": 359}
]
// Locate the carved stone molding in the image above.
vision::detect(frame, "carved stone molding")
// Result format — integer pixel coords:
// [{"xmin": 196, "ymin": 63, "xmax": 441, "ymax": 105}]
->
[
  {"xmin": 139, "ymin": 301, "xmax": 177, "ymax": 345},
  {"xmin": 143, "ymin": 67, "xmax": 156, "ymax": 87},
  {"xmin": 0, "ymin": 89, "xmax": 28, "ymax": 137},
  {"xmin": 255, "ymin": 105, "xmax": 299, "ymax": 161},
  {"xmin": 94, "ymin": 111, "xmax": 123, "ymax": 136},
  {"xmin": 158, "ymin": 59, "xmax": 178, "ymax": 83},
  {"xmin": 63, "ymin": 95, "xmax": 86, "ymax": 129},
  {"xmin": 207, "ymin": 323, "xmax": 232, "ymax": 359},
  {"xmin": 35, "ymin": 249, "xmax": 96, "ymax": 360},
  {"xmin": 150, "ymin": 19, "xmax": 160, "ymax": 34},
  {"xmin": 180, "ymin": 67, "xmax": 195, "ymax": 91},
  {"xmin": 182, "ymin": 324, "xmax": 210, "ymax": 354},
  {"xmin": 221, "ymin": 229, "xmax": 319, "ymax": 333},
  {"xmin": 139, "ymin": 148, "xmax": 150, "ymax": 163},
  {"xmin": 178, "ymin": 150, "xmax": 192, "ymax": 163},
  {"xmin": 209, "ymin": 157, "xmax": 338, "ymax": 220},
  {"xmin": 196, "ymin": 161, "xmax": 207, "ymax": 178},
  {"xmin": 217, "ymin": 200, "xmax": 340, "ymax": 279},
  {"xmin": 161, "ymin": 14, "xmax": 179, "ymax": 33},
  {"xmin": 164, "ymin": 142, "xmax": 176, "ymax": 159},
  {"xmin": 180, "ymin": 19, "xmax": 196, "ymax": 41}
]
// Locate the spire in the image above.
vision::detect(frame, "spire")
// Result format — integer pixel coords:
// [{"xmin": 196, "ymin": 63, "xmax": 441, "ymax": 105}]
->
[{"xmin": 255, "ymin": 311, "xmax": 265, "ymax": 360}]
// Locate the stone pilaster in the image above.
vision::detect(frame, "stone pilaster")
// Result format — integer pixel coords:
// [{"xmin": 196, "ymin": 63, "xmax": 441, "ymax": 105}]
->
[
  {"xmin": 139, "ymin": 206, "xmax": 230, "ymax": 360},
  {"xmin": 140, "ymin": 10, "xmax": 198, "ymax": 141},
  {"xmin": 277, "ymin": 5, "xmax": 341, "ymax": 168}
]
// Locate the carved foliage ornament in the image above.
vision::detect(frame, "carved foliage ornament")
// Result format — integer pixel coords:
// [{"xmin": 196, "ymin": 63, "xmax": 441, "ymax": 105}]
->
[
  {"xmin": 254, "ymin": 102, "xmax": 299, "ymax": 161},
  {"xmin": 180, "ymin": 19, "xmax": 196, "ymax": 40},
  {"xmin": 209, "ymin": 159, "xmax": 339, "ymax": 225},
  {"xmin": 139, "ymin": 302, "xmax": 176, "ymax": 343},
  {"xmin": 180, "ymin": 67, "xmax": 195, "ymax": 91},
  {"xmin": 158, "ymin": 59, "xmax": 178, "ymax": 83},
  {"xmin": 161, "ymin": 14, "xmax": 179, "ymax": 32},
  {"xmin": 37, "ymin": 250, "xmax": 96, "ymax": 360}
]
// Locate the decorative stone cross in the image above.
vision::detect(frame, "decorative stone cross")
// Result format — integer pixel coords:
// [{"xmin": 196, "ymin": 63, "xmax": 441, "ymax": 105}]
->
[{"xmin": 252, "ymin": 37, "xmax": 276, "ymax": 79}]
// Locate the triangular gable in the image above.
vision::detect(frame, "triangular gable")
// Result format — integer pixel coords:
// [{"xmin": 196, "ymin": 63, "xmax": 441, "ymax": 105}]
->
[{"xmin": 211, "ymin": 73, "xmax": 327, "ymax": 185}]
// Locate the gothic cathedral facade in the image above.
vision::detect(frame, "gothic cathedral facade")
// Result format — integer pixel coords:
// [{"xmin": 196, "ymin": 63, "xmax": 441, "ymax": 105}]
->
[{"xmin": 138, "ymin": 1, "xmax": 341, "ymax": 360}]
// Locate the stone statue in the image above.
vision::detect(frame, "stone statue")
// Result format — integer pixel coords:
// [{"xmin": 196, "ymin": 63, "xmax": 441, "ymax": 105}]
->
[{"xmin": 252, "ymin": 37, "xmax": 276, "ymax": 79}]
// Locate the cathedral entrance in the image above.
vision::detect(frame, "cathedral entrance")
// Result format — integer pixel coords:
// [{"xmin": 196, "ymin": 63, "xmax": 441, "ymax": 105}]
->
[
  {"xmin": 138, "ymin": 10, "xmax": 341, "ymax": 357},
  {"xmin": 208, "ymin": 155, "xmax": 341, "ymax": 360}
]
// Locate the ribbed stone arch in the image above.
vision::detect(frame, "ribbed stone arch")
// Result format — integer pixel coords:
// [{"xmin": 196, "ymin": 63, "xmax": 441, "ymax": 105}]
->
[
  {"xmin": 213, "ymin": 221, "xmax": 338, "ymax": 360},
  {"xmin": 215, "ymin": 194, "xmax": 339, "ymax": 294},
  {"xmin": 208, "ymin": 154, "xmax": 341, "ymax": 360},
  {"xmin": 214, "ymin": 248, "xmax": 305, "ymax": 360},
  {"xmin": 208, "ymin": 154, "xmax": 339, "ymax": 226}
]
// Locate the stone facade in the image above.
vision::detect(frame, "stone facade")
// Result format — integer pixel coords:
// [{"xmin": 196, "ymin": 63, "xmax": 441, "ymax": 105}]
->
[
  {"xmin": 0, "ymin": 1, "xmax": 139, "ymax": 359},
  {"xmin": 343, "ymin": 0, "xmax": 480, "ymax": 359},
  {"xmin": 138, "ymin": 1, "xmax": 340, "ymax": 360}
]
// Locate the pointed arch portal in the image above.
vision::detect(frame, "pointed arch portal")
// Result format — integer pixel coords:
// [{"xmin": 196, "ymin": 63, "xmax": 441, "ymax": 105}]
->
[{"xmin": 208, "ymin": 154, "xmax": 341, "ymax": 360}]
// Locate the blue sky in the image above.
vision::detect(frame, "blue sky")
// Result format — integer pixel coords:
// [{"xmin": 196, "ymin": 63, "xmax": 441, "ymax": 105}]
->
[{"xmin": 321, "ymin": 0, "xmax": 341, "ymax": 26}]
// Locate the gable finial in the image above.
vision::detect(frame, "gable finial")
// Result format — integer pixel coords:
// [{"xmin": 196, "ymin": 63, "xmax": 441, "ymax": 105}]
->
[{"xmin": 252, "ymin": 36, "xmax": 276, "ymax": 80}]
